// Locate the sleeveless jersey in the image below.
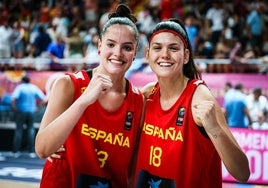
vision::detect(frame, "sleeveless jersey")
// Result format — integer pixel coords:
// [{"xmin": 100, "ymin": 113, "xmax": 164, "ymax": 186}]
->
[
  {"xmin": 134, "ymin": 79, "xmax": 222, "ymax": 188},
  {"xmin": 40, "ymin": 70, "xmax": 144, "ymax": 188}
]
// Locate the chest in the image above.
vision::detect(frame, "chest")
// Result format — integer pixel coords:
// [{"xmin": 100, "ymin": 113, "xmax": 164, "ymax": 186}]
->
[{"xmin": 98, "ymin": 92, "xmax": 126, "ymax": 112}]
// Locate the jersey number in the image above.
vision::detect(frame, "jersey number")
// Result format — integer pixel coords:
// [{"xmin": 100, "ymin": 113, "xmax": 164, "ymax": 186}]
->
[
  {"xmin": 96, "ymin": 149, "xmax": 108, "ymax": 168},
  {"xmin": 149, "ymin": 146, "xmax": 162, "ymax": 167}
]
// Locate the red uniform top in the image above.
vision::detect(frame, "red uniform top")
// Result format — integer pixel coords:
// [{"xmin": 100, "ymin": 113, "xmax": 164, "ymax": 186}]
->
[
  {"xmin": 40, "ymin": 70, "xmax": 144, "ymax": 188},
  {"xmin": 134, "ymin": 79, "xmax": 222, "ymax": 188}
]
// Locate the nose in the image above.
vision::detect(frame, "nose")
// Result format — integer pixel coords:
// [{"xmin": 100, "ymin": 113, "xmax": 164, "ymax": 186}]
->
[
  {"xmin": 161, "ymin": 48, "xmax": 170, "ymax": 59},
  {"xmin": 114, "ymin": 46, "xmax": 123, "ymax": 57}
]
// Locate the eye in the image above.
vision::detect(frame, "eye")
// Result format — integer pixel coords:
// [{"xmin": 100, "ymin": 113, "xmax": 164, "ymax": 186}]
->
[
  {"xmin": 169, "ymin": 44, "xmax": 181, "ymax": 52},
  {"xmin": 123, "ymin": 45, "xmax": 133, "ymax": 51},
  {"xmin": 107, "ymin": 43, "xmax": 114, "ymax": 48},
  {"xmin": 170, "ymin": 47, "xmax": 179, "ymax": 51},
  {"xmin": 152, "ymin": 45, "xmax": 161, "ymax": 51}
]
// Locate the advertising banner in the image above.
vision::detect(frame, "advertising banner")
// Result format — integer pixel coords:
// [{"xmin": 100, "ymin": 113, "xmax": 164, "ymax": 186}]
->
[{"xmin": 223, "ymin": 128, "xmax": 268, "ymax": 185}]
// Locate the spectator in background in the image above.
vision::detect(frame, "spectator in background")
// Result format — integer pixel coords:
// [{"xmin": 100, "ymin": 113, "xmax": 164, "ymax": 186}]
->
[
  {"xmin": 28, "ymin": 15, "xmax": 40, "ymax": 46},
  {"xmin": 195, "ymin": 37, "xmax": 213, "ymax": 59},
  {"xmin": 229, "ymin": 40, "xmax": 259, "ymax": 73},
  {"xmin": 205, "ymin": 2, "xmax": 227, "ymax": 47},
  {"xmin": 246, "ymin": 87, "xmax": 268, "ymax": 130},
  {"xmin": 32, "ymin": 25, "xmax": 52, "ymax": 57},
  {"xmin": 69, "ymin": 5, "xmax": 84, "ymax": 32},
  {"xmin": 209, "ymin": 37, "xmax": 233, "ymax": 73},
  {"xmin": 148, "ymin": 0, "xmax": 161, "ymax": 7},
  {"xmin": 223, "ymin": 11, "xmax": 242, "ymax": 42},
  {"xmin": 46, "ymin": 33, "xmax": 66, "ymax": 71},
  {"xmin": 184, "ymin": 13, "xmax": 200, "ymax": 54},
  {"xmin": 0, "ymin": 0, "xmax": 266, "ymax": 73},
  {"xmin": 246, "ymin": 2, "xmax": 263, "ymax": 56},
  {"xmin": 222, "ymin": 81, "xmax": 234, "ymax": 113},
  {"xmin": 64, "ymin": 27, "xmax": 84, "ymax": 59},
  {"xmin": 0, "ymin": 4, "xmax": 9, "ymax": 25},
  {"xmin": 0, "ymin": 92, "xmax": 12, "ymax": 122},
  {"xmin": 224, "ymin": 83, "xmax": 252, "ymax": 128},
  {"xmin": 223, "ymin": 82, "xmax": 233, "ymax": 97},
  {"xmin": 47, "ymin": 22, "xmax": 58, "ymax": 42},
  {"xmin": 83, "ymin": 0, "xmax": 98, "ymax": 26},
  {"xmin": 11, "ymin": 21, "xmax": 25, "ymax": 58},
  {"xmin": 39, "ymin": 1, "xmax": 51, "ymax": 28},
  {"xmin": 253, "ymin": 115, "xmax": 268, "ymax": 130},
  {"xmin": 160, "ymin": 0, "xmax": 173, "ymax": 20},
  {"xmin": 137, "ymin": 3, "xmax": 158, "ymax": 37},
  {"xmin": 98, "ymin": 1, "xmax": 118, "ymax": 31},
  {"xmin": 83, "ymin": 27, "xmax": 100, "ymax": 67},
  {"xmin": 51, "ymin": 8, "xmax": 69, "ymax": 37},
  {"xmin": 0, "ymin": 20, "xmax": 13, "ymax": 59},
  {"xmin": 11, "ymin": 75, "xmax": 46, "ymax": 158},
  {"xmin": 125, "ymin": 23, "xmax": 149, "ymax": 79}
]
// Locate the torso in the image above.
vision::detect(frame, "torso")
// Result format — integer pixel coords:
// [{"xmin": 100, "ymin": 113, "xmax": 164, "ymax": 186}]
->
[
  {"xmin": 134, "ymin": 79, "xmax": 222, "ymax": 188},
  {"xmin": 40, "ymin": 70, "xmax": 144, "ymax": 188}
]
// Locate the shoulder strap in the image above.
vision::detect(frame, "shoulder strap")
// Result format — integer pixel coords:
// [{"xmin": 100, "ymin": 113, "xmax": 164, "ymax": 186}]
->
[{"xmin": 86, "ymin": 69, "xmax": 92, "ymax": 78}]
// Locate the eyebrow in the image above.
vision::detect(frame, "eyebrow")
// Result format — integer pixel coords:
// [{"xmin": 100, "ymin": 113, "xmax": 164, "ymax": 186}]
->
[
  {"xmin": 106, "ymin": 39, "xmax": 135, "ymax": 45},
  {"xmin": 151, "ymin": 42, "xmax": 181, "ymax": 46}
]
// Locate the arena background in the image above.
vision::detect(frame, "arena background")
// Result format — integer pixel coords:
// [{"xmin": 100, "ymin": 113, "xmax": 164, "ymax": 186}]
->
[{"xmin": 0, "ymin": 70, "xmax": 268, "ymax": 187}]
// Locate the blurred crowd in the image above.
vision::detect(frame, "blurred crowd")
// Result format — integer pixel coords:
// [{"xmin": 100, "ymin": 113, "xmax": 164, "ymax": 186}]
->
[
  {"xmin": 223, "ymin": 82, "xmax": 268, "ymax": 130},
  {"xmin": 0, "ymin": 0, "xmax": 267, "ymax": 73}
]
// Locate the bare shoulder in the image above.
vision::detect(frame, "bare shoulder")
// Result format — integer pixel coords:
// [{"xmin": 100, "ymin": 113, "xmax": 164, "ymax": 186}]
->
[
  {"xmin": 52, "ymin": 74, "xmax": 73, "ymax": 89},
  {"xmin": 40, "ymin": 75, "xmax": 75, "ymax": 128},
  {"xmin": 47, "ymin": 74, "xmax": 75, "ymax": 107},
  {"xmin": 193, "ymin": 83, "xmax": 215, "ymax": 103},
  {"xmin": 141, "ymin": 82, "xmax": 156, "ymax": 98}
]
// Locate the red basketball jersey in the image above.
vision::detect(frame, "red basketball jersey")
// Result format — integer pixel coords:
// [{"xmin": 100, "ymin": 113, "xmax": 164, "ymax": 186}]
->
[
  {"xmin": 134, "ymin": 79, "xmax": 222, "ymax": 188},
  {"xmin": 40, "ymin": 70, "xmax": 144, "ymax": 188}
]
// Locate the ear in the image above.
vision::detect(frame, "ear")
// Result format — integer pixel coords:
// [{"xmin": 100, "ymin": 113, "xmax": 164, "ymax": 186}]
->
[
  {"xmin": 145, "ymin": 47, "xmax": 149, "ymax": 61},
  {"xmin": 97, "ymin": 39, "xmax": 101, "ymax": 54},
  {"xmin": 133, "ymin": 45, "xmax": 138, "ymax": 60},
  {"xmin": 184, "ymin": 49, "xmax": 190, "ymax": 64}
]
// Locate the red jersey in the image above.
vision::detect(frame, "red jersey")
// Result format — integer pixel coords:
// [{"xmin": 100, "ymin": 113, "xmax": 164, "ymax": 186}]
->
[
  {"xmin": 134, "ymin": 79, "xmax": 222, "ymax": 188},
  {"xmin": 40, "ymin": 70, "xmax": 144, "ymax": 188}
]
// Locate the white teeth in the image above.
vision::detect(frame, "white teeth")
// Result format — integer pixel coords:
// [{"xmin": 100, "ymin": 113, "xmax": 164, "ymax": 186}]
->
[
  {"xmin": 158, "ymin": 62, "xmax": 172, "ymax": 67},
  {"xmin": 110, "ymin": 59, "xmax": 123, "ymax": 64}
]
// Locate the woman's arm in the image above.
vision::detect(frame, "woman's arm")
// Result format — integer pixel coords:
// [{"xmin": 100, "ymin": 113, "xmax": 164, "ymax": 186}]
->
[
  {"xmin": 192, "ymin": 84, "xmax": 250, "ymax": 183},
  {"xmin": 35, "ymin": 75, "xmax": 86, "ymax": 158},
  {"xmin": 141, "ymin": 82, "xmax": 156, "ymax": 98},
  {"xmin": 35, "ymin": 72, "xmax": 113, "ymax": 158}
]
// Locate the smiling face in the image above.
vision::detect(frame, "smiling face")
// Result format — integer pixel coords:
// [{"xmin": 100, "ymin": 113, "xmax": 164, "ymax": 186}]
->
[
  {"xmin": 147, "ymin": 32, "xmax": 189, "ymax": 78},
  {"xmin": 98, "ymin": 24, "xmax": 138, "ymax": 76}
]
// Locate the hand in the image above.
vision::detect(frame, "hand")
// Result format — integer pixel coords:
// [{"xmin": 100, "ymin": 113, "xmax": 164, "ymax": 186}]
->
[
  {"xmin": 47, "ymin": 145, "xmax": 65, "ymax": 163},
  {"xmin": 80, "ymin": 73, "xmax": 113, "ymax": 104},
  {"xmin": 193, "ymin": 100, "xmax": 218, "ymax": 133}
]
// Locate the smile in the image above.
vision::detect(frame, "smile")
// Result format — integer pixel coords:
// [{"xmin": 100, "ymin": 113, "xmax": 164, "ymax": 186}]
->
[
  {"xmin": 157, "ymin": 62, "xmax": 173, "ymax": 67},
  {"xmin": 110, "ymin": 59, "xmax": 126, "ymax": 65}
]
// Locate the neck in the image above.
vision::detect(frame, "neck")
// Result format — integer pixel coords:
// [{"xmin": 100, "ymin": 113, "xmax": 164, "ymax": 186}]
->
[
  {"xmin": 158, "ymin": 76, "xmax": 189, "ymax": 110},
  {"xmin": 158, "ymin": 75, "xmax": 188, "ymax": 99}
]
